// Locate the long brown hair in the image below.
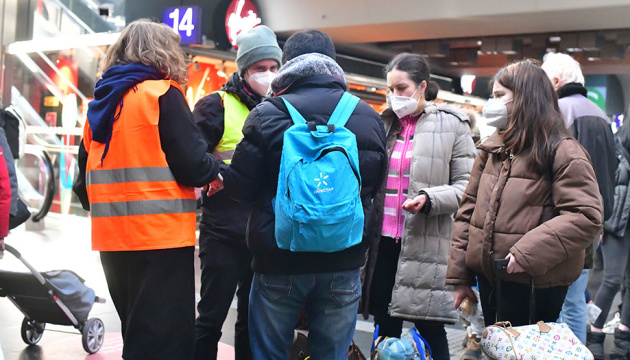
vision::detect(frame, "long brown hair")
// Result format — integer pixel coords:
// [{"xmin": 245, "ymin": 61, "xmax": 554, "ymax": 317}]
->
[
  {"xmin": 99, "ymin": 19, "xmax": 189, "ymax": 85},
  {"xmin": 494, "ymin": 59, "xmax": 570, "ymax": 172}
]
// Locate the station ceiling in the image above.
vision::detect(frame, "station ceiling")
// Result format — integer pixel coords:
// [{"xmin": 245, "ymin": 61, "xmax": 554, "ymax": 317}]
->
[{"xmin": 257, "ymin": 0, "xmax": 630, "ymax": 78}]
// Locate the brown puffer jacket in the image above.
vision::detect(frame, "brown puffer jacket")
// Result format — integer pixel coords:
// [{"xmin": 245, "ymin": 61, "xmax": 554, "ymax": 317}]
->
[{"xmin": 446, "ymin": 134, "xmax": 603, "ymax": 288}]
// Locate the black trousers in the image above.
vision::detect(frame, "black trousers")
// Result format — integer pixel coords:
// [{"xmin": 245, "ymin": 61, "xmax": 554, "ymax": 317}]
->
[
  {"xmin": 194, "ymin": 238, "xmax": 253, "ymax": 360},
  {"xmin": 369, "ymin": 236, "xmax": 450, "ymax": 360},
  {"xmin": 477, "ymin": 273, "xmax": 568, "ymax": 327},
  {"xmin": 100, "ymin": 247, "xmax": 195, "ymax": 360}
]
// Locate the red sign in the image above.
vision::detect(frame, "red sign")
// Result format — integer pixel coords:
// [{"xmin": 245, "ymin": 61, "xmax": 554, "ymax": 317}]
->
[
  {"xmin": 224, "ymin": 0, "xmax": 261, "ymax": 47},
  {"xmin": 45, "ymin": 112, "xmax": 58, "ymax": 127}
]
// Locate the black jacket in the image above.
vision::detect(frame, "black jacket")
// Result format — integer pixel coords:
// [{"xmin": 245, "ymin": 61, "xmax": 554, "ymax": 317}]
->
[
  {"xmin": 222, "ymin": 75, "xmax": 388, "ymax": 274},
  {"xmin": 74, "ymin": 85, "xmax": 219, "ymax": 210},
  {"xmin": 192, "ymin": 73, "xmax": 261, "ymax": 246},
  {"xmin": 604, "ymin": 138, "xmax": 630, "ymax": 237},
  {"xmin": 558, "ymin": 83, "xmax": 617, "ymax": 268}
]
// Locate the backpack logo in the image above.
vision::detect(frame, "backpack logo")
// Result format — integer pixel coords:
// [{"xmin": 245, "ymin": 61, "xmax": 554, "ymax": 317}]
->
[
  {"xmin": 314, "ymin": 172, "xmax": 333, "ymax": 194},
  {"xmin": 274, "ymin": 93, "xmax": 364, "ymax": 253}
]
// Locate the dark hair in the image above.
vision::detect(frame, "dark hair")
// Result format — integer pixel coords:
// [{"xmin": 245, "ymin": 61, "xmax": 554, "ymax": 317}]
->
[
  {"xmin": 385, "ymin": 53, "xmax": 439, "ymax": 101},
  {"xmin": 494, "ymin": 59, "xmax": 571, "ymax": 172},
  {"xmin": 282, "ymin": 29, "xmax": 336, "ymax": 63}
]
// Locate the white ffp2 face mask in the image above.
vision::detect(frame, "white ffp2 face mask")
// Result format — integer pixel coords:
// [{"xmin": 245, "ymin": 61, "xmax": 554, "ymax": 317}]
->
[
  {"xmin": 246, "ymin": 71, "xmax": 276, "ymax": 96},
  {"xmin": 482, "ymin": 98, "xmax": 513, "ymax": 129},
  {"xmin": 388, "ymin": 89, "xmax": 420, "ymax": 118}
]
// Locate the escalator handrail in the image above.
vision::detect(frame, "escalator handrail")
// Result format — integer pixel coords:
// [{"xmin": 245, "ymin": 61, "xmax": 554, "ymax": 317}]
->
[{"xmin": 29, "ymin": 149, "xmax": 56, "ymax": 222}]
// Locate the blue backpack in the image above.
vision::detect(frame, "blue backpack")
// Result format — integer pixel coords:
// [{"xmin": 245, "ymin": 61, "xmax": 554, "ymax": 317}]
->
[{"xmin": 274, "ymin": 92, "xmax": 364, "ymax": 252}]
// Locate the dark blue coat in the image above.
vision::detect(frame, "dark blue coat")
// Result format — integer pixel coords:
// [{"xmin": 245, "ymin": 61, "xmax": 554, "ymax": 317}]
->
[{"xmin": 223, "ymin": 75, "xmax": 387, "ymax": 274}]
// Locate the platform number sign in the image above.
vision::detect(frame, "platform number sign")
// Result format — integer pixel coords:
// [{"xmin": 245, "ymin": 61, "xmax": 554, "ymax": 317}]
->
[{"xmin": 163, "ymin": 6, "xmax": 202, "ymax": 45}]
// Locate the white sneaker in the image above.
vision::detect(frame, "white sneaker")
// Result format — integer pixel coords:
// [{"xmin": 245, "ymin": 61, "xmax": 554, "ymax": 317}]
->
[{"xmin": 603, "ymin": 312, "xmax": 621, "ymax": 334}]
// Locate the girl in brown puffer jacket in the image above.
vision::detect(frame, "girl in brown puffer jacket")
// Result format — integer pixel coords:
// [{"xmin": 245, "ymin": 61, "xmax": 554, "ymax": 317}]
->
[{"xmin": 446, "ymin": 59, "xmax": 603, "ymax": 327}]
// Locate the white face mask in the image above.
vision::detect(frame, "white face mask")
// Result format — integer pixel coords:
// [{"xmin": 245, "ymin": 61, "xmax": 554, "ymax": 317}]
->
[
  {"xmin": 388, "ymin": 89, "xmax": 420, "ymax": 118},
  {"xmin": 246, "ymin": 71, "xmax": 276, "ymax": 96},
  {"xmin": 482, "ymin": 98, "xmax": 513, "ymax": 130}
]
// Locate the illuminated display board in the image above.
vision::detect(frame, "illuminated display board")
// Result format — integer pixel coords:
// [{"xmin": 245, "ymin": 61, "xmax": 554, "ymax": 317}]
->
[{"xmin": 163, "ymin": 6, "xmax": 202, "ymax": 45}]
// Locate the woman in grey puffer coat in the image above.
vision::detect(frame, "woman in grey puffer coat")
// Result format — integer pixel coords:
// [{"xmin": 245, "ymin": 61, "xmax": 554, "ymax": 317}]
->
[{"xmin": 361, "ymin": 53, "xmax": 476, "ymax": 360}]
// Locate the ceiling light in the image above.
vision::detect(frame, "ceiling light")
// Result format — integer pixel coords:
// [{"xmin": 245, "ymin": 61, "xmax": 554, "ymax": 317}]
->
[{"xmin": 7, "ymin": 32, "xmax": 120, "ymax": 54}]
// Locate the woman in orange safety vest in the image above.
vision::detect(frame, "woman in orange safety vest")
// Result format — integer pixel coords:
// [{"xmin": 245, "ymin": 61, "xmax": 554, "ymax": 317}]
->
[{"xmin": 73, "ymin": 19, "xmax": 219, "ymax": 360}]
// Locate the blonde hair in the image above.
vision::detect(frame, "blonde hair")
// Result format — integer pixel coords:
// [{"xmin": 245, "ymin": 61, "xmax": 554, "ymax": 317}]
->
[{"xmin": 99, "ymin": 19, "xmax": 189, "ymax": 85}]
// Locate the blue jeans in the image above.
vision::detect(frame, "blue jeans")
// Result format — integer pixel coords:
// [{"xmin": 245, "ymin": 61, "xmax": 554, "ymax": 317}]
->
[
  {"xmin": 249, "ymin": 269, "xmax": 361, "ymax": 360},
  {"xmin": 558, "ymin": 269, "xmax": 589, "ymax": 344}
]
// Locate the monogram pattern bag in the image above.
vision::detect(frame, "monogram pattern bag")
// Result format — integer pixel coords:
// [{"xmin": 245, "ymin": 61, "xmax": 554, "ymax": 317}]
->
[
  {"xmin": 481, "ymin": 321, "xmax": 593, "ymax": 360},
  {"xmin": 481, "ymin": 259, "xmax": 594, "ymax": 360}
]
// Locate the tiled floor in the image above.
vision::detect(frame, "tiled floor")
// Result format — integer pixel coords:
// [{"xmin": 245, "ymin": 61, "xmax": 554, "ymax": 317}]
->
[{"xmin": 0, "ymin": 213, "xmax": 617, "ymax": 359}]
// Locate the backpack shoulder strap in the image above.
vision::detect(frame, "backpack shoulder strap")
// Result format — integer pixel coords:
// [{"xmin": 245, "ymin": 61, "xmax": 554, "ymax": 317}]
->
[
  {"xmin": 281, "ymin": 98, "xmax": 307, "ymax": 125},
  {"xmin": 328, "ymin": 92, "xmax": 360, "ymax": 128}
]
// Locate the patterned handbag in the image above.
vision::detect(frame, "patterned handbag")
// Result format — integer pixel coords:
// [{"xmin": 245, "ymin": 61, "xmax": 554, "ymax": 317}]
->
[
  {"xmin": 481, "ymin": 321, "xmax": 594, "ymax": 360},
  {"xmin": 481, "ymin": 259, "xmax": 594, "ymax": 360}
]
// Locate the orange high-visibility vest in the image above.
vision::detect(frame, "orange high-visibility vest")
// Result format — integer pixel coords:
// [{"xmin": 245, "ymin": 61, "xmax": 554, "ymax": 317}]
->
[{"xmin": 84, "ymin": 79, "xmax": 197, "ymax": 251}]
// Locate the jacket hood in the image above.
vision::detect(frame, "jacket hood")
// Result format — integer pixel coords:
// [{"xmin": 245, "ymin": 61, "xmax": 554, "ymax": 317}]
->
[{"xmin": 271, "ymin": 53, "xmax": 345, "ymax": 95}]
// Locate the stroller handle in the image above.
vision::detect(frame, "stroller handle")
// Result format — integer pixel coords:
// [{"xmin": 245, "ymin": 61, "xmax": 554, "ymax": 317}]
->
[
  {"xmin": 3, "ymin": 244, "xmax": 47, "ymax": 285},
  {"xmin": 5, "ymin": 244, "xmax": 20, "ymax": 257}
]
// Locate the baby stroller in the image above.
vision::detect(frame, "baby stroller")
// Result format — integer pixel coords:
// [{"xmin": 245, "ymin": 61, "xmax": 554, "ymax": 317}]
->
[{"xmin": 0, "ymin": 244, "xmax": 106, "ymax": 354}]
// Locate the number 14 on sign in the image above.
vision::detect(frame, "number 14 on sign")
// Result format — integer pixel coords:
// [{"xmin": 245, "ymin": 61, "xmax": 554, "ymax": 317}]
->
[{"xmin": 168, "ymin": 7, "xmax": 195, "ymax": 37}]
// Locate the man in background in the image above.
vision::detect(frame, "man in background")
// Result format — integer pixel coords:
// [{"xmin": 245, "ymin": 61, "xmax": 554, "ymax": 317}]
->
[{"xmin": 542, "ymin": 52, "xmax": 617, "ymax": 349}]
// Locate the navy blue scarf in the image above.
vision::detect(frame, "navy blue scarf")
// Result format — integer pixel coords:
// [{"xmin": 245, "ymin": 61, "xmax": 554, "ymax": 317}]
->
[{"xmin": 87, "ymin": 63, "xmax": 165, "ymax": 164}]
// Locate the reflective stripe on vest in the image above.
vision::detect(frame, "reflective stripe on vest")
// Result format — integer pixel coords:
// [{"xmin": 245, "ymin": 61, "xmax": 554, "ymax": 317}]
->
[
  {"xmin": 87, "ymin": 166, "xmax": 175, "ymax": 185},
  {"xmin": 212, "ymin": 91, "xmax": 249, "ymax": 164},
  {"xmin": 84, "ymin": 79, "xmax": 197, "ymax": 251},
  {"xmin": 91, "ymin": 198, "xmax": 197, "ymax": 218}
]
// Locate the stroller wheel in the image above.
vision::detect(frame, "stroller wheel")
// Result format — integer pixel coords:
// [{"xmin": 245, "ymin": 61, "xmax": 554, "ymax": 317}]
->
[
  {"xmin": 81, "ymin": 317, "xmax": 105, "ymax": 354},
  {"xmin": 20, "ymin": 317, "xmax": 45, "ymax": 345}
]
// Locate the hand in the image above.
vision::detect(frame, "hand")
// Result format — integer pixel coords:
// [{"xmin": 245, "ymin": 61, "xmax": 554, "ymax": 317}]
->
[
  {"xmin": 453, "ymin": 285, "xmax": 477, "ymax": 309},
  {"xmin": 402, "ymin": 194, "xmax": 427, "ymax": 214},
  {"xmin": 205, "ymin": 174, "xmax": 224, "ymax": 196},
  {"xmin": 506, "ymin": 253, "xmax": 526, "ymax": 274}
]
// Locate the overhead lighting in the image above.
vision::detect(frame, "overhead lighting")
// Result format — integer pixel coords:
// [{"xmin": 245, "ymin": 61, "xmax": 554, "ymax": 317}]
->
[
  {"xmin": 7, "ymin": 32, "xmax": 121, "ymax": 54},
  {"xmin": 461, "ymin": 75, "xmax": 476, "ymax": 95}
]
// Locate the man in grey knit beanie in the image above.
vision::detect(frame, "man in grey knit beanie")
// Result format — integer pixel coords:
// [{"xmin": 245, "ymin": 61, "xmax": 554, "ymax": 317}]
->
[{"xmin": 191, "ymin": 24, "xmax": 281, "ymax": 360}]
